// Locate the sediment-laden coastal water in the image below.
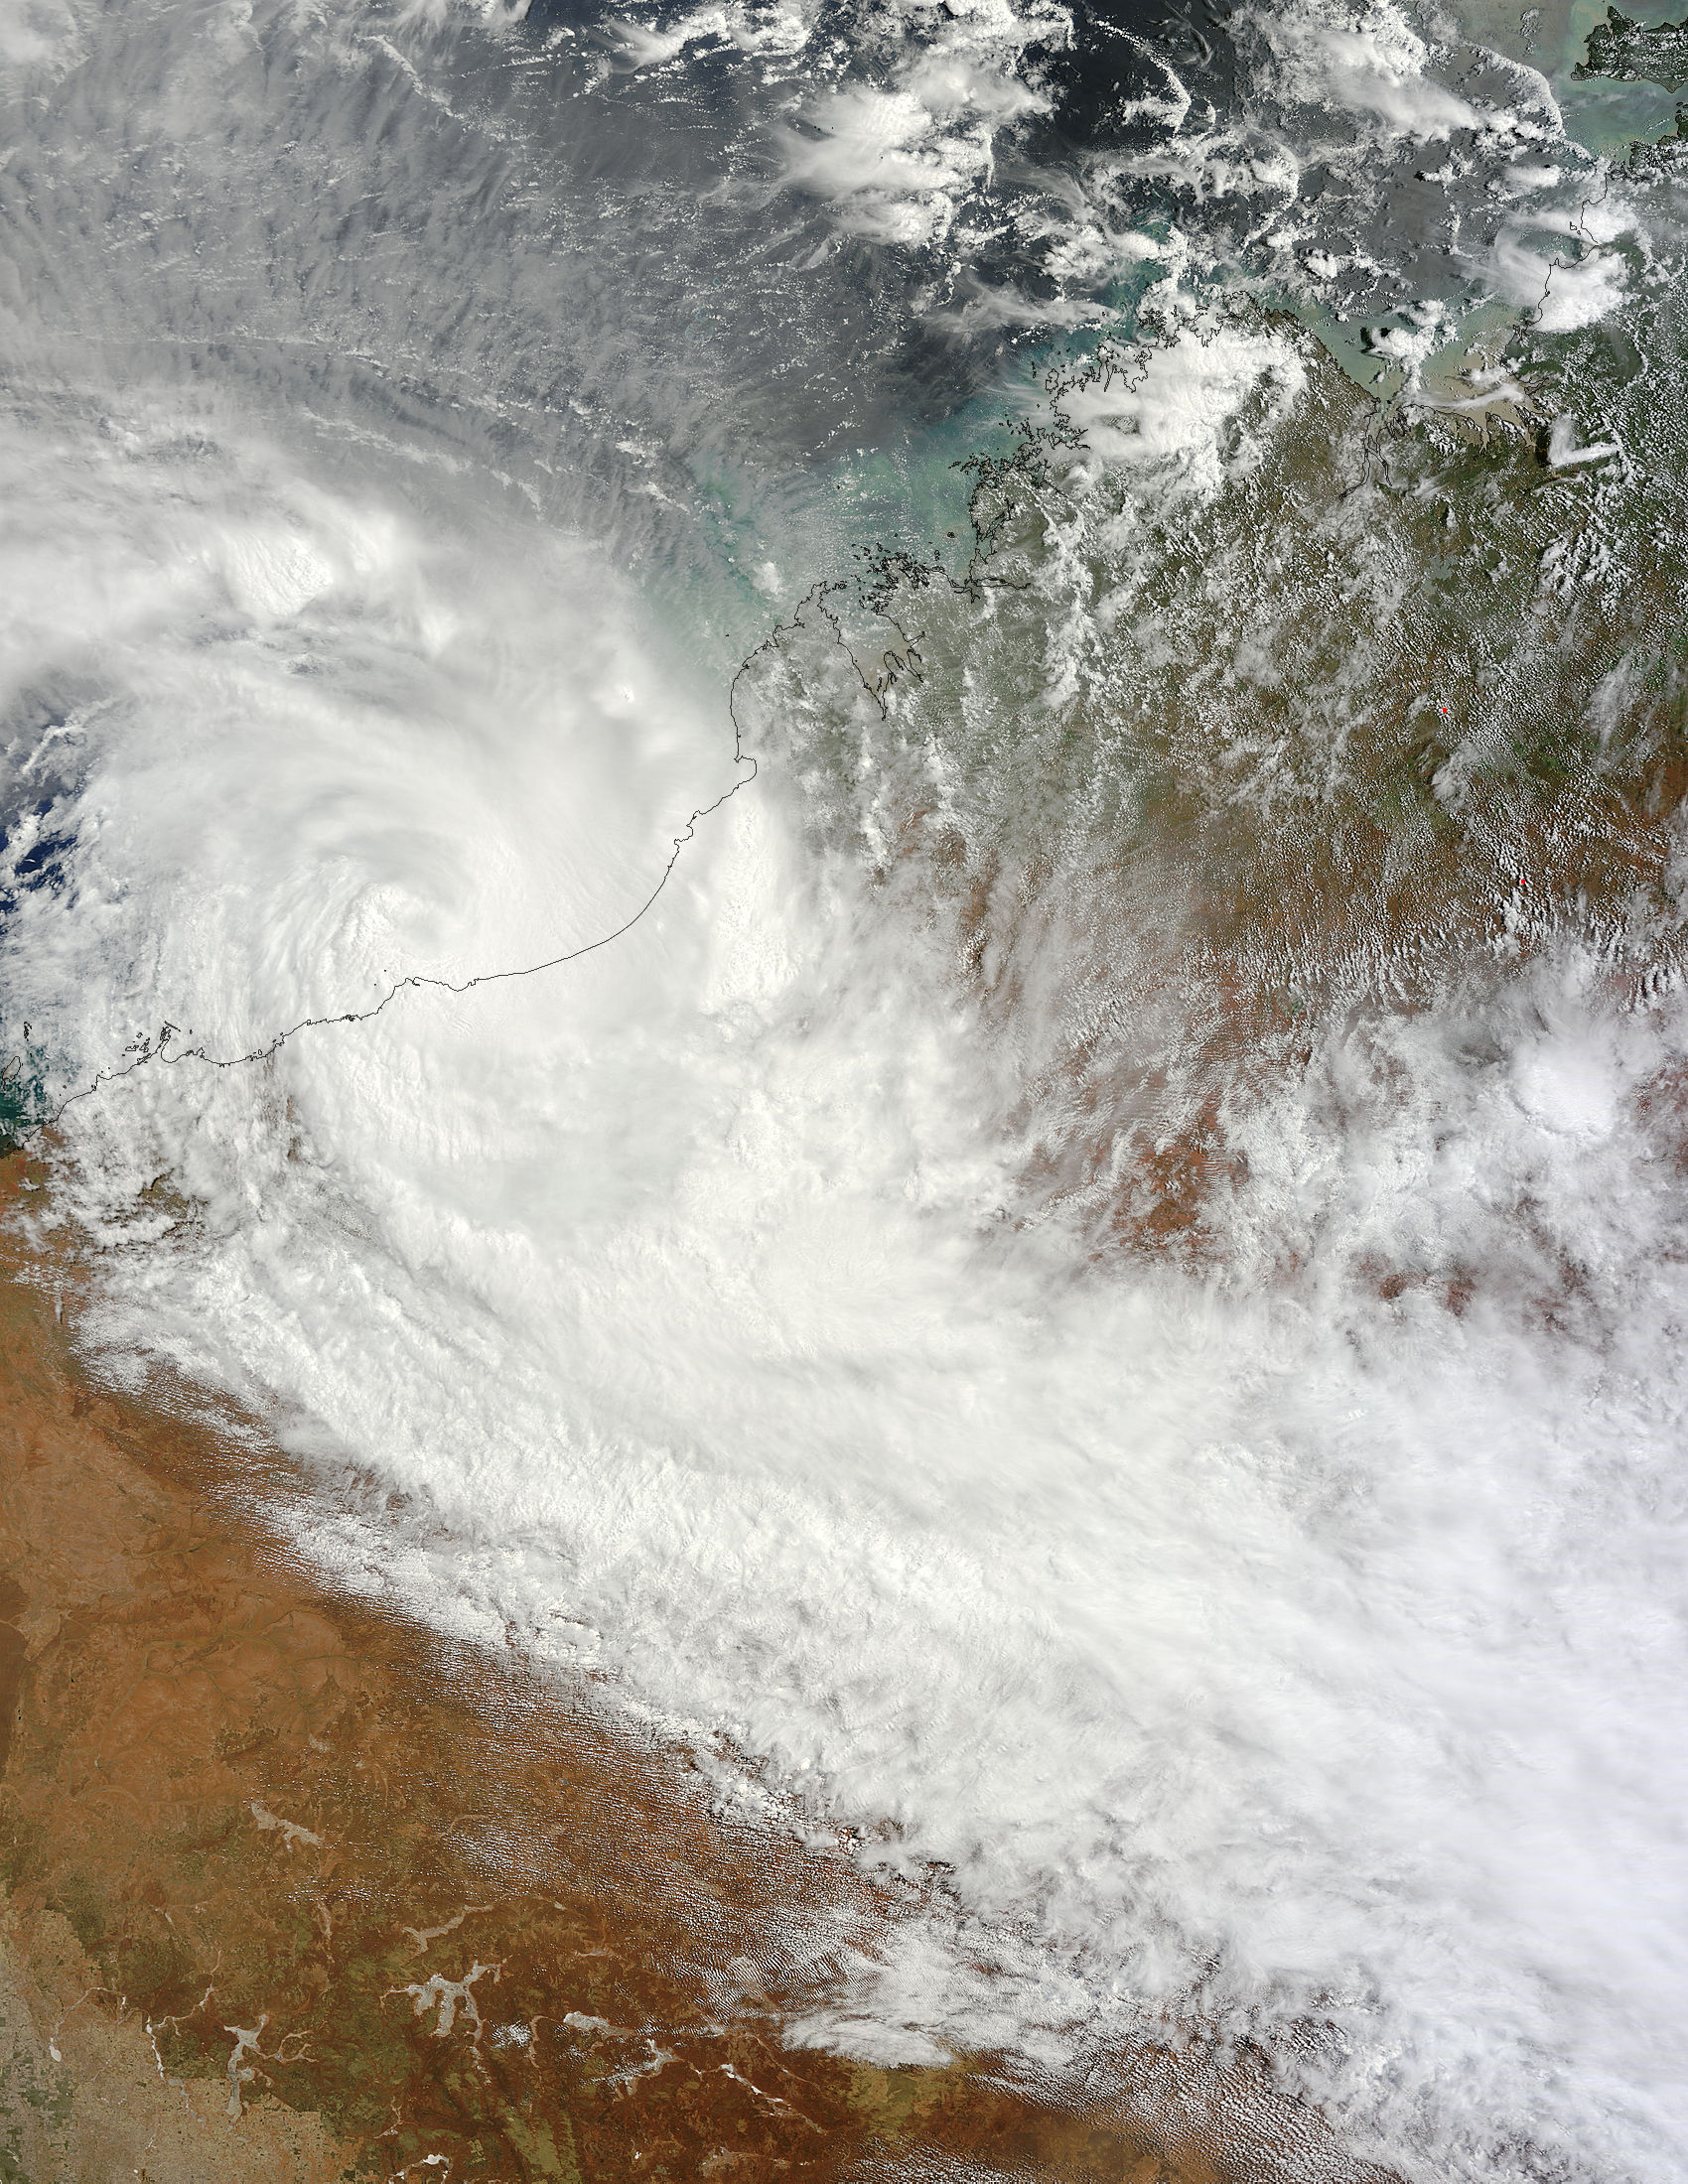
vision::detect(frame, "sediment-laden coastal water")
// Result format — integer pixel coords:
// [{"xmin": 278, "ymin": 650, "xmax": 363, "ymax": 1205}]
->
[{"xmin": 5, "ymin": 2, "xmax": 1688, "ymax": 2179}]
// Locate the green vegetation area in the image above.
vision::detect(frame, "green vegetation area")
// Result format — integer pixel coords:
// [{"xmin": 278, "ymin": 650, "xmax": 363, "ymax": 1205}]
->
[{"xmin": 1579, "ymin": 5, "xmax": 1688, "ymax": 86}]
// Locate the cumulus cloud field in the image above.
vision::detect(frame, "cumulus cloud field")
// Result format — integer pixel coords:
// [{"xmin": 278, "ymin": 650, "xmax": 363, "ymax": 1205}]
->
[{"xmin": 3, "ymin": 1, "xmax": 1687, "ymax": 2180}]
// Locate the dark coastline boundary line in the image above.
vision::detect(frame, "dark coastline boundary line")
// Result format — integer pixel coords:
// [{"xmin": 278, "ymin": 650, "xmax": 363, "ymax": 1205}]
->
[
  {"xmin": 7, "ymin": 386, "xmax": 1073, "ymax": 1146},
  {"xmin": 17, "ymin": 631, "xmax": 782, "ymax": 1137}
]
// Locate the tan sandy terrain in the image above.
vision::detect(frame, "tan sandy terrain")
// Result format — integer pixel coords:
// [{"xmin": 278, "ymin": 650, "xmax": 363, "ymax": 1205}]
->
[{"xmin": 0, "ymin": 1149, "xmax": 1391, "ymax": 2184}]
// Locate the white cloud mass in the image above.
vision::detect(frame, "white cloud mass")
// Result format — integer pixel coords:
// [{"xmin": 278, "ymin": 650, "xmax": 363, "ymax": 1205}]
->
[{"xmin": 1, "ymin": 2, "xmax": 1680, "ymax": 2182}]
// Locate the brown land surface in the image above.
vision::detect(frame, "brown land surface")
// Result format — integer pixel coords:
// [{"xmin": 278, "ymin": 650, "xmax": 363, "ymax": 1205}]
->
[{"xmin": 0, "ymin": 1146, "xmax": 1391, "ymax": 2184}]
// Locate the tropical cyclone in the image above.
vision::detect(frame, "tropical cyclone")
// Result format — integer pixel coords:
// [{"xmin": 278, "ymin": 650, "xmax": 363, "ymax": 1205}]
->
[
  {"xmin": 4, "ymin": 2, "xmax": 1688, "ymax": 2183},
  {"xmin": 33, "ymin": 296, "xmax": 1688, "ymax": 2184}
]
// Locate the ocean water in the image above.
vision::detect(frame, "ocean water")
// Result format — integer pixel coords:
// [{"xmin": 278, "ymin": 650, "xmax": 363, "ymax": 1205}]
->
[{"xmin": 5, "ymin": 0, "xmax": 1688, "ymax": 2178}]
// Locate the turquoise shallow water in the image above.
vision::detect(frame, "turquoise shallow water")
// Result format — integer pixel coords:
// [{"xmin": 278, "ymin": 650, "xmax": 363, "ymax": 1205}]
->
[
  {"xmin": 1442, "ymin": 0, "xmax": 1688, "ymax": 153},
  {"xmin": 9, "ymin": 8, "xmax": 1688, "ymax": 2179},
  {"xmin": 664, "ymin": 255, "xmax": 1184, "ymax": 677},
  {"xmin": 1558, "ymin": 69, "xmax": 1684, "ymax": 153}
]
